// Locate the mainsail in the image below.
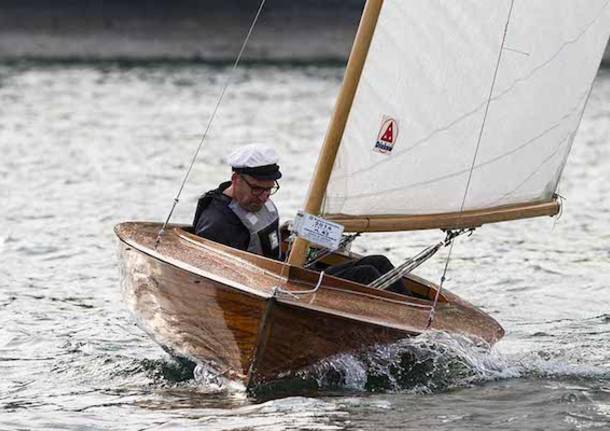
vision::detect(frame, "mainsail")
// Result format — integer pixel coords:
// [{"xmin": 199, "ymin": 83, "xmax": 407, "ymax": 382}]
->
[{"xmin": 321, "ymin": 0, "xmax": 610, "ymax": 232}]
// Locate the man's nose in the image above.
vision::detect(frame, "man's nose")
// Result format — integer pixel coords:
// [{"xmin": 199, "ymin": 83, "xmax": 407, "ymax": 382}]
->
[{"xmin": 259, "ymin": 189, "xmax": 272, "ymax": 198}]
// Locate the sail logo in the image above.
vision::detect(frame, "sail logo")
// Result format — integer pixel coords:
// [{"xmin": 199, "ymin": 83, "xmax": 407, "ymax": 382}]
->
[{"xmin": 373, "ymin": 117, "xmax": 398, "ymax": 154}]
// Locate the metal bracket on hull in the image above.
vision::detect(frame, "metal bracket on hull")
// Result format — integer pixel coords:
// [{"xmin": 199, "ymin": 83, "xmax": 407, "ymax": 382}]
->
[{"xmin": 271, "ymin": 271, "xmax": 326, "ymax": 299}]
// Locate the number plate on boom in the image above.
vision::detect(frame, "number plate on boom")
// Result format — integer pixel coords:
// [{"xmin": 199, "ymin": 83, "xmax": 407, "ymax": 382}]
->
[{"xmin": 293, "ymin": 211, "xmax": 344, "ymax": 250}]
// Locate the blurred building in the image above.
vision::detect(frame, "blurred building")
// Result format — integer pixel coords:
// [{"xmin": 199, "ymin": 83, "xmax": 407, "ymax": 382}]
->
[
  {"xmin": 0, "ymin": 0, "xmax": 363, "ymax": 62},
  {"xmin": 0, "ymin": 0, "xmax": 608, "ymax": 64}
]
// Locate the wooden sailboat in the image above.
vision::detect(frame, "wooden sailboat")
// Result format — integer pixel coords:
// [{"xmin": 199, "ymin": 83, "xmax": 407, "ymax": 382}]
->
[{"xmin": 115, "ymin": 0, "xmax": 610, "ymax": 388}]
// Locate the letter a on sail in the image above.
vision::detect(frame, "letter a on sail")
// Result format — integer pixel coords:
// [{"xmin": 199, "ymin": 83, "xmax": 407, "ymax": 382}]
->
[{"xmin": 374, "ymin": 116, "xmax": 399, "ymax": 154}]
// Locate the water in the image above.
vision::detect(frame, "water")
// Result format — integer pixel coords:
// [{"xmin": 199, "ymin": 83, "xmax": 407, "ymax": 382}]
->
[{"xmin": 1, "ymin": 61, "xmax": 609, "ymax": 430}]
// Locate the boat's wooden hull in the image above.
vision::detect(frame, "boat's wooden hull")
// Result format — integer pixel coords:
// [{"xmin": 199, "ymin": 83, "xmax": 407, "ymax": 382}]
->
[{"xmin": 116, "ymin": 221, "xmax": 504, "ymax": 387}]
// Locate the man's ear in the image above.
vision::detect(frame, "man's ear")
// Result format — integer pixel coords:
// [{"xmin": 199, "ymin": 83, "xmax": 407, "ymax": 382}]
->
[{"xmin": 231, "ymin": 172, "xmax": 239, "ymax": 184}]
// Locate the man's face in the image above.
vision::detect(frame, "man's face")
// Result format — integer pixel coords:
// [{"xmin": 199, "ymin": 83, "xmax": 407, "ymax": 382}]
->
[{"xmin": 232, "ymin": 174, "xmax": 278, "ymax": 212}]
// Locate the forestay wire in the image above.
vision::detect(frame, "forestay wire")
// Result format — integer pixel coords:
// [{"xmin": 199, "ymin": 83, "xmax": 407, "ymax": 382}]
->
[
  {"xmin": 427, "ymin": 0, "xmax": 515, "ymax": 328},
  {"xmin": 154, "ymin": 0, "xmax": 268, "ymax": 249}
]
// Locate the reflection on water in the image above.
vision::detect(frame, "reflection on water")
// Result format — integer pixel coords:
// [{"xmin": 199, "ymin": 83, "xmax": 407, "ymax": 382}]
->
[{"xmin": 1, "ymin": 63, "xmax": 609, "ymax": 430}]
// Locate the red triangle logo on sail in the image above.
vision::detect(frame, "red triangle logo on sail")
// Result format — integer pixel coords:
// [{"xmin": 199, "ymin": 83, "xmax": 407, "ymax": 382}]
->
[
  {"xmin": 374, "ymin": 117, "xmax": 399, "ymax": 154},
  {"xmin": 380, "ymin": 123, "xmax": 394, "ymax": 143}
]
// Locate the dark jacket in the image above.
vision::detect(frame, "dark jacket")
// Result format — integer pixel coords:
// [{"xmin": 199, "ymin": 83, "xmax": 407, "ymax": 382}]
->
[
  {"xmin": 193, "ymin": 182, "xmax": 250, "ymax": 251},
  {"xmin": 193, "ymin": 182, "xmax": 281, "ymax": 259}
]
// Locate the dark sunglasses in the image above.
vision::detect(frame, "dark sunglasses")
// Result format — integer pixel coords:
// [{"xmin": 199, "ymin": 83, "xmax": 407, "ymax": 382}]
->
[{"xmin": 240, "ymin": 175, "xmax": 280, "ymax": 196}]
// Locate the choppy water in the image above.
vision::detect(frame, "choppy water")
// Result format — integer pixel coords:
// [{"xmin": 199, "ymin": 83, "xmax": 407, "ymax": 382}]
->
[{"xmin": 1, "ymin": 62, "xmax": 609, "ymax": 430}]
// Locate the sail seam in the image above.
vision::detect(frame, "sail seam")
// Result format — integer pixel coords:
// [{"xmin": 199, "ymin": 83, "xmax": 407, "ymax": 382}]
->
[
  {"xmin": 333, "ymin": 0, "xmax": 610, "ymax": 182},
  {"xmin": 459, "ymin": 0, "xmax": 514, "ymax": 213},
  {"xmin": 330, "ymin": 88, "xmax": 589, "ymax": 204},
  {"xmin": 428, "ymin": 0, "xmax": 516, "ymax": 329},
  {"xmin": 487, "ymin": 134, "xmax": 571, "ymax": 206}
]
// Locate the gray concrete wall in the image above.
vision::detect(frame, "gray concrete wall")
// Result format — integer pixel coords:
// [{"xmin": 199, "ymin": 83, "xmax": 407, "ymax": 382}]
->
[{"xmin": 0, "ymin": 0, "xmax": 608, "ymax": 65}]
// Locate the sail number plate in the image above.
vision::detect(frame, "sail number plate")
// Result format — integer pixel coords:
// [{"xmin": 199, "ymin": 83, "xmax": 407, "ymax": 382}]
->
[{"xmin": 294, "ymin": 212, "xmax": 344, "ymax": 250}]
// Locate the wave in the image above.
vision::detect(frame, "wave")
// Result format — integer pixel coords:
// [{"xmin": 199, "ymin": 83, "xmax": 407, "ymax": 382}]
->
[
  {"xmin": 252, "ymin": 331, "xmax": 609, "ymax": 396},
  {"xmin": 67, "ymin": 328, "xmax": 608, "ymax": 399}
]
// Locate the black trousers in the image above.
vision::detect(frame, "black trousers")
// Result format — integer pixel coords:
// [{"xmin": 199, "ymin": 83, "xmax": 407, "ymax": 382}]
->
[{"xmin": 325, "ymin": 255, "xmax": 410, "ymax": 295}]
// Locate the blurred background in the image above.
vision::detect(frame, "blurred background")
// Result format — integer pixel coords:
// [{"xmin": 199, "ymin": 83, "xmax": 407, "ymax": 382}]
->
[
  {"xmin": 0, "ymin": 0, "xmax": 364, "ymax": 62},
  {"xmin": 2, "ymin": 0, "xmax": 607, "ymax": 63}
]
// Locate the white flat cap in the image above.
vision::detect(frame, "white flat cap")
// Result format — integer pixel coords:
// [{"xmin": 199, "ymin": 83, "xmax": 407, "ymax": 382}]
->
[{"xmin": 228, "ymin": 144, "xmax": 282, "ymax": 180}]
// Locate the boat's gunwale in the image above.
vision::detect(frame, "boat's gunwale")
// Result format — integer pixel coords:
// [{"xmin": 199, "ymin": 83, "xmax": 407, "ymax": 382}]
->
[
  {"xmin": 116, "ymin": 223, "xmax": 274, "ymax": 299},
  {"xmin": 116, "ymin": 225, "xmax": 432, "ymax": 332},
  {"xmin": 174, "ymin": 224, "xmax": 447, "ymax": 309},
  {"xmin": 120, "ymin": 235, "xmax": 424, "ymax": 341},
  {"xmin": 116, "ymin": 221, "xmax": 503, "ymax": 341},
  {"xmin": 116, "ymin": 221, "xmax": 462, "ymax": 311}
]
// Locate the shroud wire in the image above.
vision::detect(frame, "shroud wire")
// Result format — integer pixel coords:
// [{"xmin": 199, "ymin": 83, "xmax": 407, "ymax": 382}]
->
[{"xmin": 155, "ymin": 0, "xmax": 268, "ymax": 249}]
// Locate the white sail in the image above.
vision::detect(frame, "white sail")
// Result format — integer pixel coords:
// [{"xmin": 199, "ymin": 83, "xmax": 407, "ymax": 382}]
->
[{"xmin": 322, "ymin": 0, "xmax": 610, "ymax": 229}]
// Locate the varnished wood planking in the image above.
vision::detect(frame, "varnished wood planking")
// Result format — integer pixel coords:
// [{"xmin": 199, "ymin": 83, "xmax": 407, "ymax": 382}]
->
[
  {"xmin": 116, "ymin": 221, "xmax": 504, "ymax": 385},
  {"xmin": 119, "ymin": 243, "xmax": 267, "ymax": 378},
  {"xmin": 250, "ymin": 300, "xmax": 411, "ymax": 384}
]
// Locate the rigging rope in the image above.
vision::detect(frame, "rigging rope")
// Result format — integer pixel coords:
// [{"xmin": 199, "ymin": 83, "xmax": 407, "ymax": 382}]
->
[
  {"xmin": 427, "ymin": 0, "xmax": 515, "ymax": 328},
  {"xmin": 369, "ymin": 229, "xmax": 471, "ymax": 291},
  {"xmin": 154, "ymin": 0, "xmax": 268, "ymax": 249}
]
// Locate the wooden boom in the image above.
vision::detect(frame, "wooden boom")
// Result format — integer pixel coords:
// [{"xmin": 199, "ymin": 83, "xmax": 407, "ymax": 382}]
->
[{"xmin": 325, "ymin": 198, "xmax": 561, "ymax": 232}]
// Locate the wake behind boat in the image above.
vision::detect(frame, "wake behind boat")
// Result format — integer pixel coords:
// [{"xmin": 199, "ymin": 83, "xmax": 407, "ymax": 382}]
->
[{"xmin": 116, "ymin": 0, "xmax": 610, "ymax": 389}]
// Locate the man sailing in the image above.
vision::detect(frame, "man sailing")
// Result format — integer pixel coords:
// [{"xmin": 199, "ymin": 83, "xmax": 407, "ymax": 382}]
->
[{"xmin": 193, "ymin": 144, "xmax": 409, "ymax": 294}]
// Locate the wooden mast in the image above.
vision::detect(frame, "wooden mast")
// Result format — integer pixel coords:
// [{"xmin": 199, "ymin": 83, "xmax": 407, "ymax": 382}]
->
[{"xmin": 287, "ymin": 0, "xmax": 384, "ymax": 267}]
